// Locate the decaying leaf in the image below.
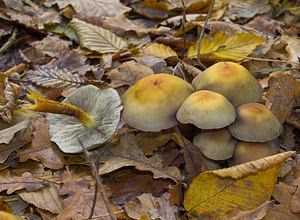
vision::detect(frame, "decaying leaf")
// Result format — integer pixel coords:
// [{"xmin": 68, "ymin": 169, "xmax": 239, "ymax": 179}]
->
[
  {"xmin": 0, "ymin": 211, "xmax": 22, "ymax": 220},
  {"xmin": 70, "ymin": 18, "xmax": 128, "ymax": 54},
  {"xmin": 106, "ymin": 60, "xmax": 154, "ymax": 88},
  {"xmin": 17, "ymin": 117, "xmax": 64, "ymax": 169},
  {"xmin": 187, "ymin": 33, "xmax": 264, "ymax": 62},
  {"xmin": 18, "ymin": 183, "xmax": 62, "ymax": 214},
  {"xmin": 184, "ymin": 151, "xmax": 295, "ymax": 217},
  {"xmin": 0, "ymin": 170, "xmax": 44, "ymax": 194},
  {"xmin": 139, "ymin": 43, "xmax": 178, "ymax": 59},
  {"xmin": 125, "ymin": 192, "xmax": 178, "ymax": 220},
  {"xmin": 25, "ymin": 66, "xmax": 85, "ymax": 90},
  {"xmin": 99, "ymin": 133, "xmax": 182, "ymax": 181},
  {"xmin": 0, "ymin": 120, "xmax": 29, "ymax": 144}
]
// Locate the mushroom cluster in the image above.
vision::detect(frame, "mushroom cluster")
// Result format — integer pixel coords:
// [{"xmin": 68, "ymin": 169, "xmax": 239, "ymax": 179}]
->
[{"xmin": 121, "ymin": 62, "xmax": 282, "ymax": 166}]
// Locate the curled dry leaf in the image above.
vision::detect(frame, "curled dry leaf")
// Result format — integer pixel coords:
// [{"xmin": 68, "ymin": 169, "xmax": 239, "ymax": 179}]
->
[
  {"xmin": 184, "ymin": 151, "xmax": 295, "ymax": 217},
  {"xmin": 187, "ymin": 33, "xmax": 264, "ymax": 62},
  {"xmin": 0, "ymin": 170, "xmax": 44, "ymax": 194},
  {"xmin": 17, "ymin": 117, "xmax": 64, "ymax": 169},
  {"xmin": 70, "ymin": 18, "xmax": 128, "ymax": 54},
  {"xmin": 18, "ymin": 183, "xmax": 62, "ymax": 214}
]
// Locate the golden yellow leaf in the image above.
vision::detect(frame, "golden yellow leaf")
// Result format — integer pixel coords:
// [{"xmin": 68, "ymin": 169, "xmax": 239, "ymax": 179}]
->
[
  {"xmin": 184, "ymin": 151, "xmax": 295, "ymax": 217},
  {"xmin": 0, "ymin": 211, "xmax": 22, "ymax": 220},
  {"xmin": 187, "ymin": 33, "xmax": 264, "ymax": 61},
  {"xmin": 139, "ymin": 43, "xmax": 177, "ymax": 59}
]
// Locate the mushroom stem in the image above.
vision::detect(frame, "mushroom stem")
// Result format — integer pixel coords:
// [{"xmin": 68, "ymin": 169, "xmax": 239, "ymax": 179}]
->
[{"xmin": 27, "ymin": 91, "xmax": 96, "ymax": 128}]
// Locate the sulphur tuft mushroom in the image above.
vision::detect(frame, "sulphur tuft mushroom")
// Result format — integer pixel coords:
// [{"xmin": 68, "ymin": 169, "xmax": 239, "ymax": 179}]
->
[
  {"xmin": 228, "ymin": 103, "xmax": 282, "ymax": 142},
  {"xmin": 176, "ymin": 90, "xmax": 236, "ymax": 129},
  {"xmin": 229, "ymin": 141, "xmax": 279, "ymax": 165},
  {"xmin": 191, "ymin": 62, "xmax": 262, "ymax": 106},
  {"xmin": 27, "ymin": 85, "xmax": 122, "ymax": 153},
  {"xmin": 193, "ymin": 128, "xmax": 237, "ymax": 160},
  {"xmin": 122, "ymin": 73, "xmax": 194, "ymax": 132}
]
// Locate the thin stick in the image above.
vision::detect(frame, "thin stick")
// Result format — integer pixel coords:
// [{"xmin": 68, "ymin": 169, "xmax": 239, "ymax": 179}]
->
[
  {"xmin": 77, "ymin": 138, "xmax": 116, "ymax": 220},
  {"xmin": 0, "ymin": 28, "xmax": 18, "ymax": 54},
  {"xmin": 197, "ymin": 0, "xmax": 215, "ymax": 69}
]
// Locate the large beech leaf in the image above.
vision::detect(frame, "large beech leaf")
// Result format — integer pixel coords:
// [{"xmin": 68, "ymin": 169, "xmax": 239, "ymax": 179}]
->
[
  {"xmin": 70, "ymin": 18, "xmax": 128, "ymax": 53},
  {"xmin": 184, "ymin": 151, "xmax": 295, "ymax": 217},
  {"xmin": 187, "ymin": 33, "xmax": 264, "ymax": 61}
]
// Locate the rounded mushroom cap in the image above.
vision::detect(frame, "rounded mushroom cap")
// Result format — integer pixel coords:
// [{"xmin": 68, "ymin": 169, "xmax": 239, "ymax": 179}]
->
[
  {"xmin": 193, "ymin": 129, "xmax": 237, "ymax": 160},
  {"xmin": 191, "ymin": 62, "xmax": 262, "ymax": 106},
  {"xmin": 176, "ymin": 90, "xmax": 236, "ymax": 129},
  {"xmin": 228, "ymin": 103, "xmax": 282, "ymax": 142},
  {"xmin": 230, "ymin": 141, "xmax": 279, "ymax": 165},
  {"xmin": 122, "ymin": 73, "xmax": 194, "ymax": 132}
]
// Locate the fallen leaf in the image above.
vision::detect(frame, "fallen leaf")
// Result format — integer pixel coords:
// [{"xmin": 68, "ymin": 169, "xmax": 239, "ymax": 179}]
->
[
  {"xmin": 106, "ymin": 60, "xmax": 154, "ymax": 88},
  {"xmin": 18, "ymin": 183, "xmax": 62, "ymax": 214},
  {"xmin": 99, "ymin": 133, "xmax": 181, "ymax": 181},
  {"xmin": 291, "ymin": 177, "xmax": 300, "ymax": 213},
  {"xmin": 184, "ymin": 151, "xmax": 295, "ymax": 217},
  {"xmin": 17, "ymin": 117, "xmax": 64, "ymax": 169},
  {"xmin": 124, "ymin": 192, "xmax": 178, "ymax": 220},
  {"xmin": 139, "ymin": 43, "xmax": 178, "ymax": 59},
  {"xmin": 70, "ymin": 18, "xmax": 128, "ymax": 54},
  {"xmin": 0, "ymin": 211, "xmax": 22, "ymax": 220},
  {"xmin": 187, "ymin": 33, "xmax": 264, "ymax": 62},
  {"xmin": 283, "ymin": 35, "xmax": 300, "ymax": 67},
  {"xmin": 57, "ymin": 169, "xmax": 113, "ymax": 220},
  {"xmin": 0, "ymin": 170, "xmax": 44, "ymax": 194},
  {"xmin": 0, "ymin": 120, "xmax": 29, "ymax": 144}
]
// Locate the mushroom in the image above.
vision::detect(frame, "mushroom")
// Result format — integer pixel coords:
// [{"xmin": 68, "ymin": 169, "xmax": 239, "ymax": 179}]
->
[
  {"xmin": 176, "ymin": 90, "xmax": 236, "ymax": 129},
  {"xmin": 27, "ymin": 85, "xmax": 122, "ymax": 153},
  {"xmin": 122, "ymin": 73, "xmax": 194, "ymax": 132},
  {"xmin": 193, "ymin": 129, "xmax": 237, "ymax": 160},
  {"xmin": 228, "ymin": 103, "xmax": 282, "ymax": 142},
  {"xmin": 191, "ymin": 62, "xmax": 262, "ymax": 106},
  {"xmin": 229, "ymin": 141, "xmax": 279, "ymax": 165}
]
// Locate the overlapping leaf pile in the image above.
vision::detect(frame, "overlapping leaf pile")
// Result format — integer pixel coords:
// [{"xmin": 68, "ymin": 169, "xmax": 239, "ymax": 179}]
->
[{"xmin": 0, "ymin": 0, "xmax": 299, "ymax": 219}]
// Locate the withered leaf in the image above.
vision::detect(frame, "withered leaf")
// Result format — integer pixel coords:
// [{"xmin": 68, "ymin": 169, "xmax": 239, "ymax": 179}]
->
[
  {"xmin": 0, "ymin": 120, "xmax": 29, "ymax": 145},
  {"xmin": 0, "ymin": 170, "xmax": 44, "ymax": 194},
  {"xmin": 17, "ymin": 117, "xmax": 64, "ymax": 169}
]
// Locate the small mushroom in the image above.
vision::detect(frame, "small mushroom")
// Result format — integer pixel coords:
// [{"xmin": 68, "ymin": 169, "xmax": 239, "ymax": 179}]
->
[
  {"xmin": 122, "ymin": 73, "xmax": 194, "ymax": 132},
  {"xmin": 193, "ymin": 129, "xmax": 237, "ymax": 160},
  {"xmin": 176, "ymin": 90, "xmax": 236, "ymax": 129},
  {"xmin": 191, "ymin": 62, "xmax": 262, "ymax": 106},
  {"xmin": 27, "ymin": 85, "xmax": 122, "ymax": 153},
  {"xmin": 229, "ymin": 141, "xmax": 279, "ymax": 165},
  {"xmin": 228, "ymin": 103, "xmax": 282, "ymax": 142}
]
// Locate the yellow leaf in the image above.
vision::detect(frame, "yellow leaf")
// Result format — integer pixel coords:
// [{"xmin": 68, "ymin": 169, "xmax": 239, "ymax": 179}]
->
[
  {"xmin": 288, "ymin": 7, "xmax": 300, "ymax": 16},
  {"xmin": 184, "ymin": 151, "xmax": 295, "ymax": 217},
  {"xmin": 187, "ymin": 33, "xmax": 264, "ymax": 61},
  {"xmin": 139, "ymin": 43, "xmax": 177, "ymax": 59},
  {"xmin": 0, "ymin": 211, "xmax": 22, "ymax": 220}
]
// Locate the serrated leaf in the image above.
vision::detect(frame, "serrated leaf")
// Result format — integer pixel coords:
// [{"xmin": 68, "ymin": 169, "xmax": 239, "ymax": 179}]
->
[
  {"xmin": 70, "ymin": 18, "xmax": 128, "ymax": 53},
  {"xmin": 184, "ymin": 151, "xmax": 295, "ymax": 217},
  {"xmin": 187, "ymin": 33, "xmax": 264, "ymax": 61},
  {"xmin": 25, "ymin": 66, "xmax": 85, "ymax": 90},
  {"xmin": 139, "ymin": 43, "xmax": 177, "ymax": 59}
]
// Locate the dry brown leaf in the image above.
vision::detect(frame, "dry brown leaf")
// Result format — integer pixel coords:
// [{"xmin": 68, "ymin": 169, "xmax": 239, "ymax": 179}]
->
[
  {"xmin": 124, "ymin": 192, "xmax": 178, "ymax": 220},
  {"xmin": 106, "ymin": 60, "xmax": 154, "ymax": 88},
  {"xmin": 18, "ymin": 183, "xmax": 62, "ymax": 214},
  {"xmin": 0, "ymin": 120, "xmax": 29, "ymax": 145},
  {"xmin": 0, "ymin": 170, "xmax": 44, "ymax": 194},
  {"xmin": 57, "ymin": 169, "xmax": 113, "ymax": 220},
  {"xmin": 17, "ymin": 117, "xmax": 64, "ymax": 169},
  {"xmin": 291, "ymin": 177, "xmax": 300, "ymax": 213},
  {"xmin": 283, "ymin": 35, "xmax": 300, "ymax": 67},
  {"xmin": 265, "ymin": 73, "xmax": 300, "ymax": 123},
  {"xmin": 99, "ymin": 133, "xmax": 181, "ymax": 181}
]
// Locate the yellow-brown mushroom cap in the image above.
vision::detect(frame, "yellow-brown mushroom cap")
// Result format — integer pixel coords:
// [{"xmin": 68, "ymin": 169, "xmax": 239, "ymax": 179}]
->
[
  {"xmin": 193, "ymin": 129, "xmax": 237, "ymax": 160},
  {"xmin": 229, "ymin": 141, "xmax": 278, "ymax": 165},
  {"xmin": 191, "ymin": 62, "xmax": 262, "ymax": 107},
  {"xmin": 176, "ymin": 90, "xmax": 236, "ymax": 129},
  {"xmin": 228, "ymin": 103, "xmax": 282, "ymax": 142},
  {"xmin": 122, "ymin": 73, "xmax": 194, "ymax": 132}
]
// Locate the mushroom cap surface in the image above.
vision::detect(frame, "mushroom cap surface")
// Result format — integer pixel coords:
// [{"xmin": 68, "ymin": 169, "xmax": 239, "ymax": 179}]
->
[
  {"xmin": 122, "ymin": 73, "xmax": 194, "ymax": 132},
  {"xmin": 191, "ymin": 62, "xmax": 262, "ymax": 106},
  {"xmin": 228, "ymin": 103, "xmax": 282, "ymax": 142},
  {"xmin": 176, "ymin": 90, "xmax": 236, "ymax": 129},
  {"xmin": 193, "ymin": 129, "xmax": 237, "ymax": 160},
  {"xmin": 48, "ymin": 85, "xmax": 122, "ymax": 153},
  {"xmin": 230, "ymin": 141, "xmax": 278, "ymax": 165}
]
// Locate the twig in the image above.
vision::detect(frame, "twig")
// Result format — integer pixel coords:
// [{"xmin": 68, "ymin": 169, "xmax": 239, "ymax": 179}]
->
[
  {"xmin": 77, "ymin": 138, "xmax": 116, "ymax": 220},
  {"xmin": 0, "ymin": 28, "xmax": 18, "ymax": 54},
  {"xmin": 180, "ymin": 0, "xmax": 187, "ymax": 56},
  {"xmin": 1, "ymin": 63, "xmax": 26, "ymax": 77},
  {"xmin": 197, "ymin": 0, "xmax": 215, "ymax": 69}
]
